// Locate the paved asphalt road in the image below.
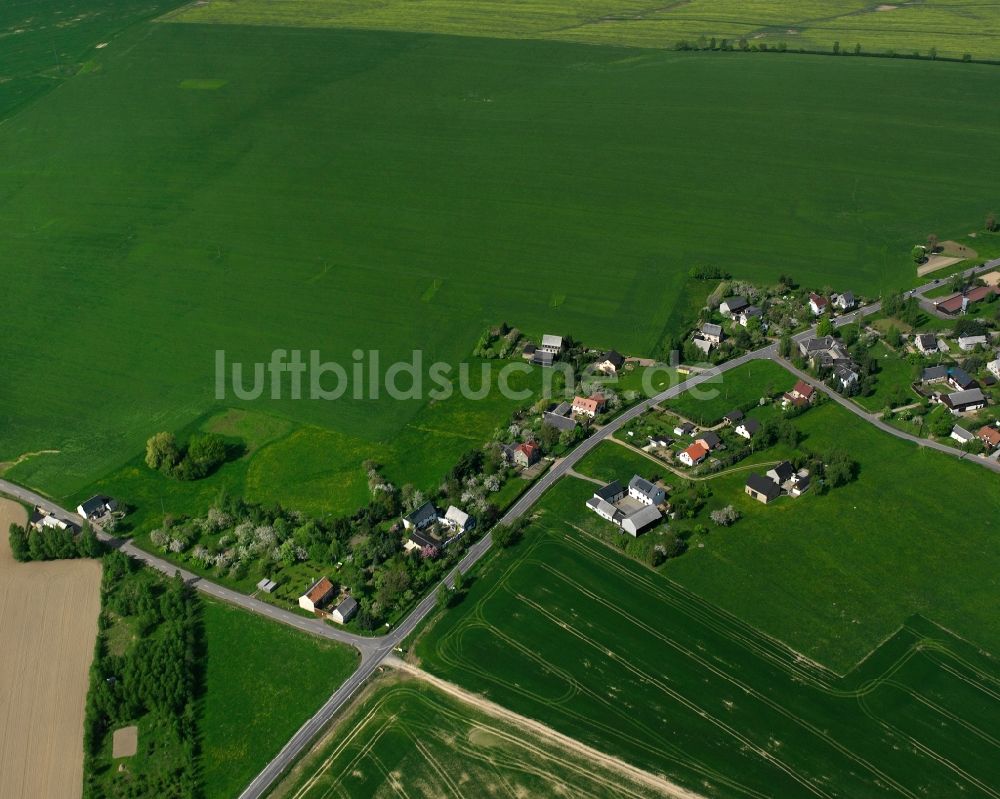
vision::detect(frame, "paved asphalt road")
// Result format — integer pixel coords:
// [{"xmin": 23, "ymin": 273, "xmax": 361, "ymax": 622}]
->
[{"xmin": 3, "ymin": 265, "xmax": 997, "ymax": 797}]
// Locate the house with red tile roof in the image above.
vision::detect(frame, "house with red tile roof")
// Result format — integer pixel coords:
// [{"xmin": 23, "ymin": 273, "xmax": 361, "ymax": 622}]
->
[
  {"xmin": 298, "ymin": 576, "xmax": 336, "ymax": 614},
  {"xmin": 808, "ymin": 294, "xmax": 829, "ymax": 315},
  {"xmin": 572, "ymin": 393, "xmax": 605, "ymax": 418},
  {"xmin": 782, "ymin": 379, "xmax": 815, "ymax": 408},
  {"xmin": 978, "ymin": 425, "xmax": 1000, "ymax": 450}
]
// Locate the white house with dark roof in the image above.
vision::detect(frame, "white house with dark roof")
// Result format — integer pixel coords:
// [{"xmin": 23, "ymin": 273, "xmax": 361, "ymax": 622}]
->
[
  {"xmin": 700, "ymin": 323, "xmax": 723, "ymax": 344},
  {"xmin": 330, "ymin": 596, "xmax": 358, "ymax": 624},
  {"xmin": 719, "ymin": 297, "xmax": 748, "ymax": 317},
  {"xmin": 942, "ymin": 388, "xmax": 987, "ymax": 414},
  {"xmin": 627, "ymin": 475, "xmax": 665, "ymax": 507},
  {"xmin": 735, "ymin": 419, "xmax": 760, "ymax": 440},
  {"xmin": 834, "ymin": 291, "xmax": 855, "ymax": 311},
  {"xmin": 914, "ymin": 333, "xmax": 939, "ymax": 354},
  {"xmin": 402, "ymin": 500, "xmax": 438, "ymax": 531},
  {"xmin": 76, "ymin": 495, "xmax": 117, "ymax": 521},
  {"xmin": 595, "ymin": 350, "xmax": 625, "ymax": 374},
  {"xmin": 585, "ymin": 480, "xmax": 662, "ymax": 536},
  {"xmin": 736, "ymin": 306, "xmax": 763, "ymax": 327}
]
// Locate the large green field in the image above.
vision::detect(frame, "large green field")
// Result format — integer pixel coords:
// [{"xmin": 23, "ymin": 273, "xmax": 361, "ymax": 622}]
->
[
  {"xmin": 415, "ymin": 430, "xmax": 1000, "ymax": 795},
  {"xmin": 4, "ymin": 18, "xmax": 1000, "ymax": 507},
  {"xmin": 198, "ymin": 598, "xmax": 359, "ymax": 798},
  {"xmin": 268, "ymin": 673, "xmax": 669, "ymax": 799},
  {"xmin": 169, "ymin": 0, "xmax": 1000, "ymax": 61}
]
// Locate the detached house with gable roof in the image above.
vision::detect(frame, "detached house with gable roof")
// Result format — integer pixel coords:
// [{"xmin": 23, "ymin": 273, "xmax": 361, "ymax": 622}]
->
[
  {"xmin": 299, "ymin": 577, "xmax": 336, "ymax": 614},
  {"xmin": 783, "ymin": 380, "xmax": 815, "ymax": 408},
  {"xmin": 572, "ymin": 393, "xmax": 605, "ymax": 418},
  {"xmin": 595, "ymin": 350, "xmax": 625, "ymax": 374},
  {"xmin": 628, "ymin": 475, "xmax": 666, "ymax": 507},
  {"xmin": 808, "ymin": 293, "xmax": 829, "ymax": 315}
]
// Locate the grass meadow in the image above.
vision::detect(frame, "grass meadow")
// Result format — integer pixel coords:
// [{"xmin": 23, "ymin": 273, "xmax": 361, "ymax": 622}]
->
[
  {"xmin": 416, "ymin": 453, "xmax": 1000, "ymax": 796},
  {"xmin": 268, "ymin": 673, "xmax": 668, "ymax": 799},
  {"xmin": 4, "ymin": 22, "xmax": 1000, "ymax": 506},
  {"xmin": 169, "ymin": 0, "xmax": 1000, "ymax": 61},
  {"xmin": 665, "ymin": 359, "xmax": 792, "ymax": 425},
  {"xmin": 198, "ymin": 598, "xmax": 358, "ymax": 798}
]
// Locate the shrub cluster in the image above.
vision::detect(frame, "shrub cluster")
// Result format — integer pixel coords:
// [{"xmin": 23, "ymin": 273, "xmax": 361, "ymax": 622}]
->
[{"xmin": 145, "ymin": 431, "xmax": 228, "ymax": 481}]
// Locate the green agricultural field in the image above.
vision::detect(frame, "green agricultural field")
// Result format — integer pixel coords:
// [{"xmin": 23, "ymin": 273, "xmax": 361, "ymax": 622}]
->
[
  {"xmin": 168, "ymin": 0, "xmax": 1000, "ymax": 61},
  {"xmin": 665, "ymin": 359, "xmax": 792, "ymax": 425},
  {"xmin": 267, "ymin": 673, "xmax": 670, "ymax": 799},
  {"xmin": 198, "ymin": 598, "xmax": 359, "ymax": 798},
  {"xmin": 416, "ymin": 448, "xmax": 1000, "ymax": 796},
  {"xmin": 5, "ymin": 19, "xmax": 1000, "ymax": 514},
  {"xmin": 0, "ymin": 0, "xmax": 184, "ymax": 119}
]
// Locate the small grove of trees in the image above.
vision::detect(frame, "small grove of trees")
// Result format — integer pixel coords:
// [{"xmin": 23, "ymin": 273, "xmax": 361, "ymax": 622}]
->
[
  {"xmin": 82, "ymin": 554, "xmax": 197, "ymax": 799},
  {"xmin": 145, "ymin": 431, "xmax": 228, "ymax": 481},
  {"xmin": 987, "ymin": 212, "xmax": 998, "ymax": 232},
  {"xmin": 492, "ymin": 517, "xmax": 529, "ymax": 549},
  {"xmin": 8, "ymin": 522, "xmax": 102, "ymax": 562}
]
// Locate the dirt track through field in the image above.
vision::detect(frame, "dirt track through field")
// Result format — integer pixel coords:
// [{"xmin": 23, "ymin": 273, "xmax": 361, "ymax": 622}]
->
[
  {"xmin": 0, "ymin": 498, "xmax": 101, "ymax": 799},
  {"xmin": 386, "ymin": 656, "xmax": 708, "ymax": 799}
]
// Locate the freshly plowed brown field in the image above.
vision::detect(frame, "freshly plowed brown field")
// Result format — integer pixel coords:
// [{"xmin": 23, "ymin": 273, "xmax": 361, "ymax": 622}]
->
[{"xmin": 0, "ymin": 499, "xmax": 101, "ymax": 799}]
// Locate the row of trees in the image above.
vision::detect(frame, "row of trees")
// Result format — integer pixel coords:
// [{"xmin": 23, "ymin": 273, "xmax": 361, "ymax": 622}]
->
[
  {"xmin": 8, "ymin": 521, "xmax": 102, "ymax": 562},
  {"xmin": 145, "ymin": 431, "xmax": 228, "ymax": 481},
  {"xmin": 673, "ymin": 37, "xmax": 977, "ymax": 62}
]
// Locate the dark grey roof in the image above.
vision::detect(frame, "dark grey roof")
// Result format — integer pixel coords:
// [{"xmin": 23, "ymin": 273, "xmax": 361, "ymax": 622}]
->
[
  {"xmin": 945, "ymin": 388, "xmax": 986, "ymax": 407},
  {"xmin": 595, "ymin": 480, "xmax": 624, "ymax": 502},
  {"xmin": 698, "ymin": 430, "xmax": 721, "ymax": 448},
  {"xmin": 724, "ymin": 409, "xmax": 744, "ymax": 423},
  {"xmin": 532, "ymin": 351, "xmax": 554, "ymax": 367},
  {"xmin": 739, "ymin": 418, "xmax": 760, "ymax": 435},
  {"xmin": 768, "ymin": 461, "xmax": 795, "ymax": 483},
  {"xmin": 745, "ymin": 473, "xmax": 780, "ymax": 500},
  {"xmin": 543, "ymin": 412, "xmax": 577, "ymax": 431},
  {"xmin": 834, "ymin": 363, "xmax": 859, "ymax": 382},
  {"xmin": 628, "ymin": 475, "xmax": 657, "ymax": 496},
  {"xmin": 601, "ymin": 349, "xmax": 625, "ymax": 368},
  {"xmin": 675, "ymin": 421, "xmax": 695, "ymax": 434},
  {"xmin": 701, "ymin": 323, "xmax": 723, "ymax": 337},
  {"xmin": 523, "ymin": 342, "xmax": 537, "ymax": 354},
  {"xmin": 742, "ymin": 305, "xmax": 763, "ymax": 317},
  {"xmin": 79, "ymin": 495, "xmax": 111, "ymax": 516},
  {"xmin": 916, "ymin": 333, "xmax": 936, "ymax": 349},
  {"xmin": 921, "ymin": 365, "xmax": 949, "ymax": 382},
  {"xmin": 951, "ymin": 425, "xmax": 974, "ymax": 442},
  {"xmin": 553, "ymin": 401, "xmax": 573, "ymax": 416},
  {"xmin": 721, "ymin": 296, "xmax": 748, "ymax": 311},
  {"xmin": 948, "ymin": 366, "xmax": 977, "ymax": 389},
  {"xmin": 404, "ymin": 501, "xmax": 438, "ymax": 529},
  {"xmin": 335, "ymin": 596, "xmax": 358, "ymax": 616}
]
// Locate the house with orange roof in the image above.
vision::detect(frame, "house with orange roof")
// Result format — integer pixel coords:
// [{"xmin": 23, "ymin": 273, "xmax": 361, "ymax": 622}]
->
[
  {"xmin": 572, "ymin": 393, "xmax": 606, "ymax": 418},
  {"xmin": 678, "ymin": 441, "xmax": 709, "ymax": 467},
  {"xmin": 978, "ymin": 425, "xmax": 1000, "ymax": 450}
]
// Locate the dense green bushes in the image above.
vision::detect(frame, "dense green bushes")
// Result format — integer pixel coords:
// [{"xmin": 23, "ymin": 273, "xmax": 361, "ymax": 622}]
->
[
  {"xmin": 82, "ymin": 552, "xmax": 198, "ymax": 799},
  {"xmin": 145, "ymin": 431, "xmax": 228, "ymax": 481},
  {"xmin": 8, "ymin": 521, "xmax": 102, "ymax": 562}
]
